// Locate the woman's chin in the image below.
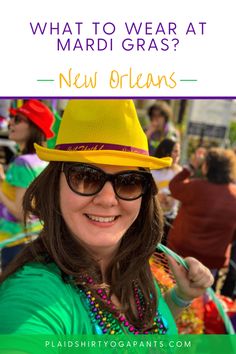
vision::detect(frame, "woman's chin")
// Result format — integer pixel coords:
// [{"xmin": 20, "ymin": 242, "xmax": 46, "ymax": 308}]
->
[{"xmin": 75, "ymin": 235, "xmax": 122, "ymax": 254}]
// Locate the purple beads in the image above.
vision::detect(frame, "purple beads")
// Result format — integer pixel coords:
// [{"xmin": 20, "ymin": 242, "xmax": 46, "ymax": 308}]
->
[{"xmin": 82, "ymin": 276, "xmax": 168, "ymax": 336}]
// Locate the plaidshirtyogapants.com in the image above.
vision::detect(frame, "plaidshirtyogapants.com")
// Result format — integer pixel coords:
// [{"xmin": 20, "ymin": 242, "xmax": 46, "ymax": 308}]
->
[{"xmin": 44, "ymin": 338, "xmax": 191, "ymax": 350}]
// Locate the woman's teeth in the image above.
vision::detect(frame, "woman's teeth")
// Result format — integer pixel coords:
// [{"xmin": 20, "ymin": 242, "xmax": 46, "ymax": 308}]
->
[{"xmin": 87, "ymin": 215, "xmax": 116, "ymax": 223}]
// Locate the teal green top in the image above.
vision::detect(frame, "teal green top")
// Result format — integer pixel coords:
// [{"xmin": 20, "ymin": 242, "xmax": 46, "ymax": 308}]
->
[{"xmin": 0, "ymin": 262, "xmax": 177, "ymax": 335}]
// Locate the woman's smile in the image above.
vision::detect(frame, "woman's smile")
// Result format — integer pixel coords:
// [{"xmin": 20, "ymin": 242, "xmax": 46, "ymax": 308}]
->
[
  {"xmin": 85, "ymin": 213, "xmax": 120, "ymax": 225},
  {"xmin": 59, "ymin": 164, "xmax": 142, "ymax": 251}
]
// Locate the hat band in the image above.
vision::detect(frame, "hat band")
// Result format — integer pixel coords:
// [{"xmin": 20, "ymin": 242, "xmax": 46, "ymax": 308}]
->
[{"xmin": 56, "ymin": 142, "xmax": 148, "ymax": 155}]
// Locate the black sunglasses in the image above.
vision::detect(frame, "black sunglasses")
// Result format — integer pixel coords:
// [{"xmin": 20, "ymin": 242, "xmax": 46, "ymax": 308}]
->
[
  {"xmin": 62, "ymin": 163, "xmax": 157, "ymax": 201},
  {"xmin": 10, "ymin": 115, "xmax": 28, "ymax": 125}
]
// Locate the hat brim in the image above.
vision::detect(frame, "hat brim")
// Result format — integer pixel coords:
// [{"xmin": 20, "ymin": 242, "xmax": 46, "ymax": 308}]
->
[{"xmin": 35, "ymin": 144, "xmax": 172, "ymax": 169}]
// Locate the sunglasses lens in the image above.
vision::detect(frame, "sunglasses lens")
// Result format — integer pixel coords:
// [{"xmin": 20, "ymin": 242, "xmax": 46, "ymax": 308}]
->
[
  {"xmin": 68, "ymin": 165, "xmax": 104, "ymax": 195},
  {"xmin": 11, "ymin": 115, "xmax": 27, "ymax": 124},
  {"xmin": 65, "ymin": 164, "xmax": 150, "ymax": 200},
  {"xmin": 114, "ymin": 173, "xmax": 147, "ymax": 200}
]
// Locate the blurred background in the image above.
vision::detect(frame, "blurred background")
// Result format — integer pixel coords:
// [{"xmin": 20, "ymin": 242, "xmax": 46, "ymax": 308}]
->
[{"xmin": 1, "ymin": 98, "xmax": 235, "ymax": 165}]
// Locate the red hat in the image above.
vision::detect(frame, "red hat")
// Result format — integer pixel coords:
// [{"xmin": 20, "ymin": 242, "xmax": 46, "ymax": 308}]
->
[{"xmin": 10, "ymin": 100, "xmax": 54, "ymax": 139}]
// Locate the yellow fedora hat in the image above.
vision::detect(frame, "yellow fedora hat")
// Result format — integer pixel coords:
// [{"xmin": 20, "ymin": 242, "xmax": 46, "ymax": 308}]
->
[{"xmin": 35, "ymin": 100, "xmax": 172, "ymax": 169}]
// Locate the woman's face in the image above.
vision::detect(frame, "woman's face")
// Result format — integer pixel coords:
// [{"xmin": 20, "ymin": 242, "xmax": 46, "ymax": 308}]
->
[
  {"xmin": 59, "ymin": 164, "xmax": 142, "ymax": 254},
  {"xmin": 151, "ymin": 113, "xmax": 166, "ymax": 131},
  {"xmin": 171, "ymin": 143, "xmax": 180, "ymax": 164},
  {"xmin": 8, "ymin": 114, "xmax": 31, "ymax": 145}
]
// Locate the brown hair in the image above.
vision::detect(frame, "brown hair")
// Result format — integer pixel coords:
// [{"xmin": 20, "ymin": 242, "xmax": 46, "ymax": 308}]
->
[
  {"xmin": 205, "ymin": 148, "xmax": 236, "ymax": 184},
  {"xmin": 147, "ymin": 101, "xmax": 173, "ymax": 123},
  {"xmin": 0, "ymin": 162, "xmax": 163, "ymax": 330},
  {"xmin": 22, "ymin": 120, "xmax": 46, "ymax": 154}
]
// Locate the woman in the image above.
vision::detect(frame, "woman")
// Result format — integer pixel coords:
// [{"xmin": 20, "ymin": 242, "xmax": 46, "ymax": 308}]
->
[
  {"xmin": 145, "ymin": 101, "xmax": 179, "ymax": 156},
  {"xmin": 152, "ymin": 139, "xmax": 182, "ymax": 245},
  {"xmin": 167, "ymin": 148, "xmax": 236, "ymax": 276},
  {"xmin": 0, "ymin": 99, "xmax": 54, "ymax": 269},
  {"xmin": 0, "ymin": 100, "xmax": 213, "ymax": 336}
]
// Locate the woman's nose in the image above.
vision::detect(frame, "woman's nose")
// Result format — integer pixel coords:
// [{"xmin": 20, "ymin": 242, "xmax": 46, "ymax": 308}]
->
[
  {"xmin": 92, "ymin": 181, "xmax": 118, "ymax": 207},
  {"xmin": 8, "ymin": 119, "xmax": 14, "ymax": 127}
]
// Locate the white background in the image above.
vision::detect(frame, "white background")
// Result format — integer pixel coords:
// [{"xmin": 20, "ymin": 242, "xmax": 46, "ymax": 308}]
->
[{"xmin": 0, "ymin": 0, "xmax": 235, "ymax": 97}]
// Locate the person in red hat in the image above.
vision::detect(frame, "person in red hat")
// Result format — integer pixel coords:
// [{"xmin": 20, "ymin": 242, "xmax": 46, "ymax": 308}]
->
[{"xmin": 0, "ymin": 99, "xmax": 54, "ymax": 269}]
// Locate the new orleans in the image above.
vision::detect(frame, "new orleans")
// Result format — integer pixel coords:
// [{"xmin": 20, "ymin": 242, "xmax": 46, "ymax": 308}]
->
[{"xmin": 59, "ymin": 67, "xmax": 177, "ymax": 89}]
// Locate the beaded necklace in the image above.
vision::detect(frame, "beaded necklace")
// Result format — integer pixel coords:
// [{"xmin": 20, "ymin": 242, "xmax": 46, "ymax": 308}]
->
[{"xmin": 78, "ymin": 276, "xmax": 168, "ymax": 335}]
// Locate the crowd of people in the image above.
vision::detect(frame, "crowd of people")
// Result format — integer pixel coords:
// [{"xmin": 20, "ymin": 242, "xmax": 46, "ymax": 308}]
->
[
  {"xmin": 146, "ymin": 101, "xmax": 236, "ymax": 298},
  {"xmin": 0, "ymin": 98, "xmax": 235, "ymax": 340}
]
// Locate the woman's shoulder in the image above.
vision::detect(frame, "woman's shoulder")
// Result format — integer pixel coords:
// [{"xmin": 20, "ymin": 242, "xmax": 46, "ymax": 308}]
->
[
  {"xmin": 18, "ymin": 260, "xmax": 61, "ymax": 275},
  {"xmin": 0, "ymin": 262, "xmax": 71, "ymax": 298},
  {"xmin": 1, "ymin": 262, "xmax": 69, "ymax": 292},
  {"xmin": 13, "ymin": 154, "xmax": 47, "ymax": 168},
  {"xmin": 6, "ymin": 155, "xmax": 47, "ymax": 187},
  {"xmin": 0, "ymin": 262, "xmax": 84, "ymax": 334}
]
